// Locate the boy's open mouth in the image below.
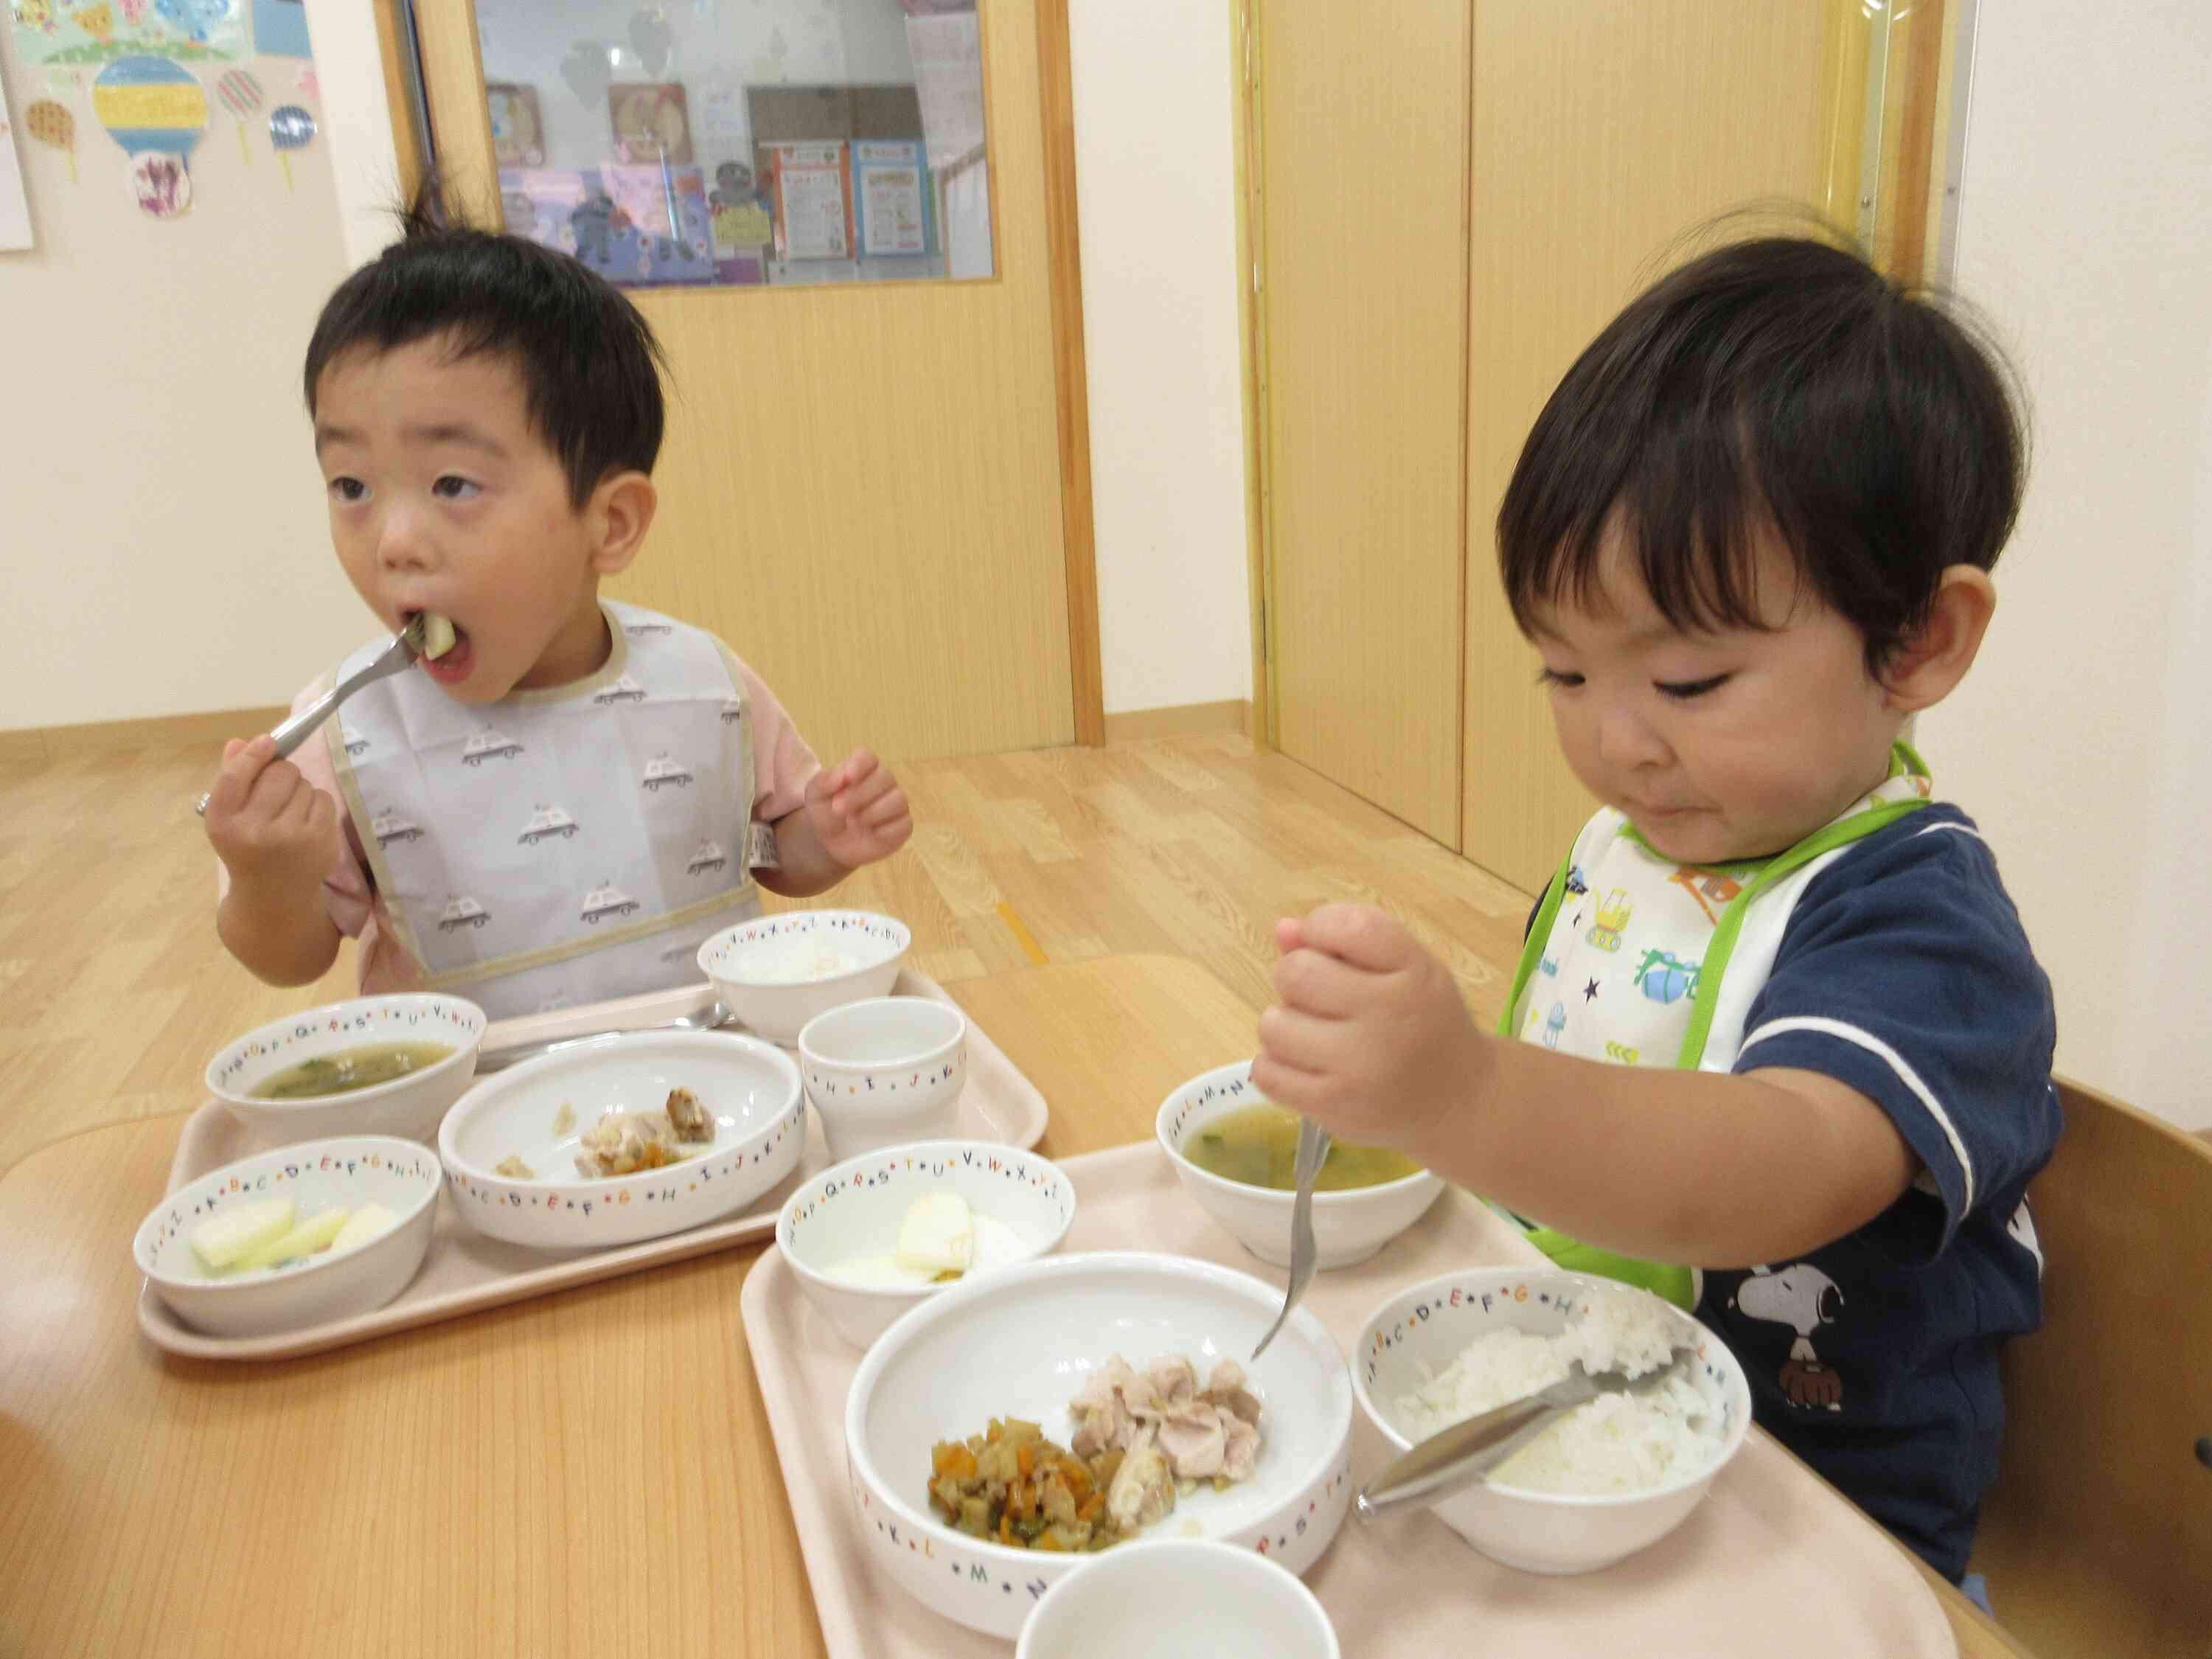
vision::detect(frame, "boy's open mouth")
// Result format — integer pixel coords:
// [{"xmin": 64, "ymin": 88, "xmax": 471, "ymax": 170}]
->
[{"xmin": 403, "ymin": 611, "xmax": 473, "ymax": 686}]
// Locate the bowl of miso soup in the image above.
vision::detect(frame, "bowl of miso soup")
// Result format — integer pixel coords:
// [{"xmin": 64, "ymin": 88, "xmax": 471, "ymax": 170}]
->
[
  {"xmin": 1157, "ymin": 1062, "xmax": 1446, "ymax": 1270},
  {"xmin": 206, "ymin": 994, "xmax": 487, "ymax": 1147}
]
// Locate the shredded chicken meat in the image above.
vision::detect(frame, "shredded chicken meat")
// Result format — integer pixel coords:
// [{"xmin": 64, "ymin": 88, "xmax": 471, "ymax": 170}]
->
[
  {"xmin": 570, "ymin": 1088, "xmax": 718, "ymax": 1178},
  {"xmin": 1068, "ymin": 1354, "xmax": 1265, "ymax": 1528}
]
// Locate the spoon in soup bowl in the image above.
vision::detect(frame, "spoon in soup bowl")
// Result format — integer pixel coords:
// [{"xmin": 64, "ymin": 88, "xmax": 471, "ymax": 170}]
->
[{"xmin": 1252, "ymin": 1117, "xmax": 1331, "ymax": 1361}]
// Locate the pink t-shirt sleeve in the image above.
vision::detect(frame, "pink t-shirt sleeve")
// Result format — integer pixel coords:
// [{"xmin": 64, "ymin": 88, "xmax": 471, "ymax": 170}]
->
[
  {"xmin": 212, "ymin": 675, "xmax": 378, "ymax": 942},
  {"xmin": 730, "ymin": 652, "xmax": 822, "ymax": 822}
]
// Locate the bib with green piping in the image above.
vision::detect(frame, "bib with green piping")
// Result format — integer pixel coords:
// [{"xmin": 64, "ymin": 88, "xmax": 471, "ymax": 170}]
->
[{"xmin": 1495, "ymin": 744, "xmax": 1935, "ymax": 1307}]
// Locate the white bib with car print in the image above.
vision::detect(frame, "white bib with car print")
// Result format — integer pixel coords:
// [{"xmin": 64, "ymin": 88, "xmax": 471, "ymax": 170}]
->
[{"xmin": 328, "ymin": 600, "xmax": 762, "ymax": 1020}]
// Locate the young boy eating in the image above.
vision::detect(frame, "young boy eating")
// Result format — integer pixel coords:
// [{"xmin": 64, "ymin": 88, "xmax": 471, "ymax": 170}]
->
[
  {"xmin": 206, "ymin": 209, "xmax": 911, "ymax": 1018},
  {"xmin": 1255, "ymin": 237, "xmax": 2061, "ymax": 1588}
]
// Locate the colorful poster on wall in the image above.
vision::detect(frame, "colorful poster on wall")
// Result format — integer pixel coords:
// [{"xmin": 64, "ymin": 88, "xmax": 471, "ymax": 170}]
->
[
  {"xmin": 1, "ymin": 77, "xmax": 34, "ymax": 250},
  {"xmin": 853, "ymin": 139, "xmax": 928, "ymax": 257},
  {"xmin": 608, "ymin": 81, "xmax": 691, "ymax": 165},
  {"xmin": 10, "ymin": 0, "xmax": 246, "ymax": 66},
  {"xmin": 500, "ymin": 164, "xmax": 716, "ymax": 288},
  {"xmin": 600, "ymin": 163, "xmax": 712, "ymax": 280},
  {"xmin": 706, "ymin": 159, "xmax": 768, "ymax": 287},
  {"xmin": 766, "ymin": 141, "xmax": 850, "ymax": 261},
  {"xmin": 249, "ymin": 0, "xmax": 307, "ymax": 57},
  {"xmin": 691, "ymin": 67, "xmax": 746, "ymax": 154},
  {"xmin": 486, "ymin": 82, "xmax": 544, "ymax": 168}
]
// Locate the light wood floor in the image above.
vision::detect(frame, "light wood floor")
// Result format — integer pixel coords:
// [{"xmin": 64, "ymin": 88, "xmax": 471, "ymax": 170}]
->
[{"xmin": 0, "ymin": 733, "xmax": 1537, "ymax": 1177}]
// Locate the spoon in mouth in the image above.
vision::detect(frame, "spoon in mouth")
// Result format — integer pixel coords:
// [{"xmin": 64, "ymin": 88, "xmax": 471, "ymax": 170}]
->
[{"xmin": 192, "ymin": 615, "xmax": 434, "ymax": 816}]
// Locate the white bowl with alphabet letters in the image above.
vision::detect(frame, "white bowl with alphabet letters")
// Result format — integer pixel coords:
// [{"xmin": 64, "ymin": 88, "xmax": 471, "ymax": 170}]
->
[{"xmin": 844, "ymin": 1251, "xmax": 1354, "ymax": 1639}]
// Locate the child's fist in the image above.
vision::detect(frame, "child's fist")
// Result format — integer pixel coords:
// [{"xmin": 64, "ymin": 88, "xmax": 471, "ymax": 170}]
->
[
  {"xmin": 204, "ymin": 735, "xmax": 338, "ymax": 895},
  {"xmin": 801, "ymin": 748, "xmax": 912, "ymax": 871},
  {"xmin": 1253, "ymin": 902, "xmax": 1478, "ymax": 1156}
]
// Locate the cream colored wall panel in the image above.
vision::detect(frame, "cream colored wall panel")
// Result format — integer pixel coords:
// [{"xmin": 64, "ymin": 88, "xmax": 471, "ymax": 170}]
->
[
  {"xmin": 1259, "ymin": 0, "xmax": 1470, "ymax": 846},
  {"xmin": 1461, "ymin": 1, "xmax": 1850, "ymax": 892}
]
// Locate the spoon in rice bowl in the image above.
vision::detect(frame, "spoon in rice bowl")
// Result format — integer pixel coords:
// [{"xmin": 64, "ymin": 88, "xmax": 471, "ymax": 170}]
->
[{"xmin": 1354, "ymin": 1343, "xmax": 1696, "ymax": 1521}]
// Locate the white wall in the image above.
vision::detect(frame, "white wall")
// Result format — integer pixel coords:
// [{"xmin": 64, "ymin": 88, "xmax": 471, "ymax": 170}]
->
[
  {"xmin": 1922, "ymin": 0, "xmax": 2212, "ymax": 1130},
  {"xmin": 1068, "ymin": 0, "xmax": 1253, "ymax": 715},
  {"xmin": 0, "ymin": 29, "xmax": 362, "ymax": 733},
  {"xmin": 301, "ymin": 0, "xmax": 406, "ymax": 268}
]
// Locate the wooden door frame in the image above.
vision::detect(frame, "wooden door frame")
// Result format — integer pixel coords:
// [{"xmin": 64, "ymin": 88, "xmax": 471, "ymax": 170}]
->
[
  {"xmin": 372, "ymin": 0, "xmax": 1107, "ymax": 748},
  {"xmin": 1032, "ymin": 0, "xmax": 1106, "ymax": 745},
  {"xmin": 1229, "ymin": 0, "xmax": 1274, "ymax": 749}
]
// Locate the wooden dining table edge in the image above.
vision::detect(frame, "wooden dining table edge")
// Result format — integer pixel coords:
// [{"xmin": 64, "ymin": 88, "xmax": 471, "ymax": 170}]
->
[
  {"xmin": 1, "ymin": 1102, "xmax": 198, "ymax": 1183},
  {"xmin": 1905, "ymin": 1529, "xmax": 2037, "ymax": 1658}
]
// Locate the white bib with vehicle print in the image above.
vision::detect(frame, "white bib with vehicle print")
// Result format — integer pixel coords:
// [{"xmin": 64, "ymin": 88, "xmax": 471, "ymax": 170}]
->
[
  {"xmin": 328, "ymin": 601, "xmax": 762, "ymax": 1020},
  {"xmin": 1511, "ymin": 761, "xmax": 1935, "ymax": 1074}
]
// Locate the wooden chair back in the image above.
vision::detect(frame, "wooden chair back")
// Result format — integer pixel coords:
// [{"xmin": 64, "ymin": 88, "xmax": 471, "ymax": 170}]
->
[{"xmin": 1969, "ymin": 1077, "xmax": 2212, "ymax": 1658}]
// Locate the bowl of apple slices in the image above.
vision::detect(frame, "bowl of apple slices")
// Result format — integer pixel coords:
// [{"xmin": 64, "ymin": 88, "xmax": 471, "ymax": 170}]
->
[{"xmin": 134, "ymin": 1135, "xmax": 442, "ymax": 1338}]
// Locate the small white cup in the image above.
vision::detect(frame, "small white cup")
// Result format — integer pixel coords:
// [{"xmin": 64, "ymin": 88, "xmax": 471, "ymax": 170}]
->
[
  {"xmin": 797, "ymin": 997, "xmax": 967, "ymax": 1164},
  {"xmin": 1016, "ymin": 1540, "xmax": 1339, "ymax": 1659}
]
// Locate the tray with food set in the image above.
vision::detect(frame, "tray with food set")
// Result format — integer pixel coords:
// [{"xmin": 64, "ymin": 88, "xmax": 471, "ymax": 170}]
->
[
  {"xmin": 139, "ymin": 967, "xmax": 1046, "ymax": 1362},
  {"xmin": 740, "ymin": 1140, "xmax": 1960, "ymax": 1658}
]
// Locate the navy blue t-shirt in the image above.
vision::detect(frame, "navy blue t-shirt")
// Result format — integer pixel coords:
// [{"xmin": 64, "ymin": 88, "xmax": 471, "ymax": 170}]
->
[{"xmin": 1526, "ymin": 805, "xmax": 2062, "ymax": 1580}]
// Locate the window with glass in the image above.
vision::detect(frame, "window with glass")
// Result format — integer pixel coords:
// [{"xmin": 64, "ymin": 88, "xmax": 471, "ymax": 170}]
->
[{"xmin": 471, "ymin": 0, "xmax": 992, "ymax": 290}]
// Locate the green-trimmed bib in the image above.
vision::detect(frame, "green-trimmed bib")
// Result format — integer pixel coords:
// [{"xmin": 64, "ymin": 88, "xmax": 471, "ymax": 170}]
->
[{"xmin": 1493, "ymin": 743, "xmax": 1934, "ymax": 1308}]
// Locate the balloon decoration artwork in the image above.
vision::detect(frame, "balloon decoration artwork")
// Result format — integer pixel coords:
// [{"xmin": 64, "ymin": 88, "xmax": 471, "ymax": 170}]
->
[
  {"xmin": 24, "ymin": 97, "xmax": 77, "ymax": 183},
  {"xmin": 266, "ymin": 100, "xmax": 313, "ymax": 190},
  {"xmin": 560, "ymin": 39, "xmax": 613, "ymax": 111},
  {"xmin": 627, "ymin": 7, "xmax": 672, "ymax": 78},
  {"xmin": 91, "ymin": 54, "xmax": 205, "ymax": 218},
  {"xmin": 214, "ymin": 66, "xmax": 261, "ymax": 164}
]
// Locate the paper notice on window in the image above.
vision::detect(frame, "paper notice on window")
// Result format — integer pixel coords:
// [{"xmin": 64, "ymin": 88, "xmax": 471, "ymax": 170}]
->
[
  {"xmin": 855, "ymin": 140, "xmax": 927, "ymax": 257},
  {"xmin": 905, "ymin": 12, "xmax": 985, "ymax": 170},
  {"xmin": 771, "ymin": 142, "xmax": 850, "ymax": 260}
]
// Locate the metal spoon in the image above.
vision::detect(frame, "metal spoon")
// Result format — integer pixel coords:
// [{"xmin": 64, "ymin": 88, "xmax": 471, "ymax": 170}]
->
[
  {"xmin": 194, "ymin": 619, "xmax": 425, "ymax": 815},
  {"xmin": 1251, "ymin": 1116, "xmax": 1332, "ymax": 1361},
  {"xmin": 1355, "ymin": 1346, "xmax": 1696, "ymax": 1521},
  {"xmin": 473, "ymin": 1001, "xmax": 736, "ymax": 1074}
]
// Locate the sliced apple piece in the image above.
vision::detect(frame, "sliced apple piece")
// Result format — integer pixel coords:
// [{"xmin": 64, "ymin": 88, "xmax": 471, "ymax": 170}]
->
[
  {"xmin": 189, "ymin": 1197, "xmax": 295, "ymax": 1273},
  {"xmin": 416, "ymin": 611, "xmax": 457, "ymax": 659},
  {"xmin": 231, "ymin": 1206, "xmax": 351, "ymax": 1273},
  {"xmin": 330, "ymin": 1203, "xmax": 399, "ymax": 1255},
  {"xmin": 896, "ymin": 1192, "xmax": 973, "ymax": 1276}
]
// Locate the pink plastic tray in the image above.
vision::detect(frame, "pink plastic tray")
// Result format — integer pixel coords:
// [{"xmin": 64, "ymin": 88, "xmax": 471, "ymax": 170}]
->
[
  {"xmin": 740, "ymin": 1143, "xmax": 1958, "ymax": 1658},
  {"xmin": 139, "ymin": 970, "xmax": 1045, "ymax": 1360}
]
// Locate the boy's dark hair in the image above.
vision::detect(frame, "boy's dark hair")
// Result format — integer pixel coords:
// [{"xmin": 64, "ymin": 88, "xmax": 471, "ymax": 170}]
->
[
  {"xmin": 303, "ymin": 187, "xmax": 667, "ymax": 507},
  {"xmin": 1498, "ymin": 235, "xmax": 2026, "ymax": 670}
]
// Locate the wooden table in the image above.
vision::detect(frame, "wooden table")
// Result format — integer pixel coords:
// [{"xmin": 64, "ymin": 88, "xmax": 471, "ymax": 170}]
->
[{"xmin": 0, "ymin": 955, "xmax": 2027, "ymax": 1658}]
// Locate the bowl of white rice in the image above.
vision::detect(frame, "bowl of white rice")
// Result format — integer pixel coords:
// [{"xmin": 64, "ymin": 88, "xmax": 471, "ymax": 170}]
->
[
  {"xmin": 698, "ymin": 909, "xmax": 911, "ymax": 1043},
  {"xmin": 1352, "ymin": 1267, "xmax": 1750, "ymax": 1574}
]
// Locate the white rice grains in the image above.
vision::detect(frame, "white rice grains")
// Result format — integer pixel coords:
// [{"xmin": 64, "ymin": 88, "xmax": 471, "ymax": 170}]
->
[{"xmin": 1391, "ymin": 1287, "xmax": 1724, "ymax": 1496}]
